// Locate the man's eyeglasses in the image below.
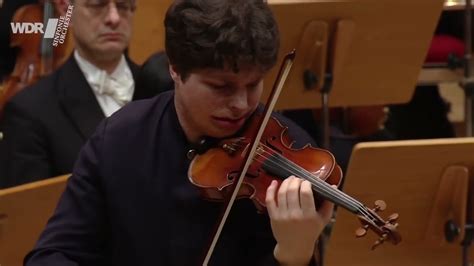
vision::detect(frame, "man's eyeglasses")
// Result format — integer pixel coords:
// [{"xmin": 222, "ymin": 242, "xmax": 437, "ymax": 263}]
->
[{"xmin": 83, "ymin": 0, "xmax": 136, "ymax": 15}]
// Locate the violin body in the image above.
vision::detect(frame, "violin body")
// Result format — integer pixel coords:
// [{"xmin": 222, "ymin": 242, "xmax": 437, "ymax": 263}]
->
[{"xmin": 189, "ymin": 114, "xmax": 343, "ymax": 212}]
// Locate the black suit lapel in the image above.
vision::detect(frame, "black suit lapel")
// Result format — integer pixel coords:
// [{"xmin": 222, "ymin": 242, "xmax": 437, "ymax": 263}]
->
[
  {"xmin": 56, "ymin": 56, "xmax": 105, "ymax": 140},
  {"xmin": 127, "ymin": 58, "xmax": 140, "ymax": 86}
]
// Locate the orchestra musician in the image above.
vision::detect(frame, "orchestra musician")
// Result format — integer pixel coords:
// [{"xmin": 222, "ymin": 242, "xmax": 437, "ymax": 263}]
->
[{"xmin": 0, "ymin": 0, "xmax": 161, "ymax": 188}]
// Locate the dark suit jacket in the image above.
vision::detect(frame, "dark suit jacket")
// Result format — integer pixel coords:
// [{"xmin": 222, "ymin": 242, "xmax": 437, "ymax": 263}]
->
[
  {"xmin": 24, "ymin": 91, "xmax": 318, "ymax": 266},
  {"xmin": 0, "ymin": 55, "xmax": 159, "ymax": 188}
]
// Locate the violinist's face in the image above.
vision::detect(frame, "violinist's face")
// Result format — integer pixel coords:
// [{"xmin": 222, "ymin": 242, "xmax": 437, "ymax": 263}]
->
[
  {"xmin": 70, "ymin": 0, "xmax": 134, "ymax": 62},
  {"xmin": 171, "ymin": 65, "xmax": 265, "ymax": 143}
]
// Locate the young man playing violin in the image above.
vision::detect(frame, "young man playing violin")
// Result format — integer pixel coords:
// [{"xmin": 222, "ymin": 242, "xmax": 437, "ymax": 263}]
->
[{"xmin": 25, "ymin": 0, "xmax": 335, "ymax": 265}]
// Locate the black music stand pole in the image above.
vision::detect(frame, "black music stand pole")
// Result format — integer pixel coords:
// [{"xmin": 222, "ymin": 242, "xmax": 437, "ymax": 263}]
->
[{"xmin": 463, "ymin": 0, "xmax": 474, "ymax": 136}]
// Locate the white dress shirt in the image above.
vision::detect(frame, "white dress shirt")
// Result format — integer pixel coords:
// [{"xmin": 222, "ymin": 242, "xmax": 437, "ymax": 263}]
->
[{"xmin": 74, "ymin": 50, "xmax": 135, "ymax": 117}]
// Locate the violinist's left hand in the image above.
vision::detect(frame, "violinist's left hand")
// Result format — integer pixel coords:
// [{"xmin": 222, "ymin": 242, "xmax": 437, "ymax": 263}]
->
[{"xmin": 265, "ymin": 176, "xmax": 334, "ymax": 266}]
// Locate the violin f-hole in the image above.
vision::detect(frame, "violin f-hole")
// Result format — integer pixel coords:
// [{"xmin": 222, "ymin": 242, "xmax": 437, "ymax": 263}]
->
[
  {"xmin": 264, "ymin": 136, "xmax": 283, "ymax": 154},
  {"xmin": 227, "ymin": 170, "xmax": 260, "ymax": 181}
]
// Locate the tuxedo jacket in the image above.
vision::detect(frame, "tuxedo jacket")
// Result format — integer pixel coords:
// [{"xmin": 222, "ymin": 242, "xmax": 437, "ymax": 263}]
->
[
  {"xmin": 24, "ymin": 91, "xmax": 319, "ymax": 266},
  {"xmin": 0, "ymin": 55, "xmax": 159, "ymax": 188}
]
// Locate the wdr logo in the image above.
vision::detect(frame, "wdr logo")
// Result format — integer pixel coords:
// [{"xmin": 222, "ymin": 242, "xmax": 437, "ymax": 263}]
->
[
  {"xmin": 10, "ymin": 5, "xmax": 74, "ymax": 47},
  {"xmin": 10, "ymin": 20, "xmax": 59, "ymax": 38}
]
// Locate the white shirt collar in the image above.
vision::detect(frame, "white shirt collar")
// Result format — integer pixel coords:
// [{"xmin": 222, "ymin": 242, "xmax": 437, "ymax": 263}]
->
[{"xmin": 74, "ymin": 50, "xmax": 134, "ymax": 106}]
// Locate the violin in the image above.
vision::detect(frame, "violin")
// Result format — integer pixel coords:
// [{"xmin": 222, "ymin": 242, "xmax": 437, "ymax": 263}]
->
[
  {"xmin": 188, "ymin": 51, "xmax": 400, "ymax": 264},
  {"xmin": 0, "ymin": 0, "xmax": 70, "ymax": 117},
  {"xmin": 189, "ymin": 113, "xmax": 401, "ymax": 250},
  {"xmin": 312, "ymin": 105, "xmax": 388, "ymax": 138}
]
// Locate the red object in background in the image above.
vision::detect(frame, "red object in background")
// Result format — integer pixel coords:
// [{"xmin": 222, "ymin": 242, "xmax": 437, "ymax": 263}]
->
[{"xmin": 426, "ymin": 34, "xmax": 465, "ymax": 63}]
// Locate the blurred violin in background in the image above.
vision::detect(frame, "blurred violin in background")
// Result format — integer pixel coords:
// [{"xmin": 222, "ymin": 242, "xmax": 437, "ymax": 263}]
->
[
  {"xmin": 0, "ymin": 0, "xmax": 71, "ymax": 117},
  {"xmin": 312, "ymin": 105, "xmax": 388, "ymax": 138}
]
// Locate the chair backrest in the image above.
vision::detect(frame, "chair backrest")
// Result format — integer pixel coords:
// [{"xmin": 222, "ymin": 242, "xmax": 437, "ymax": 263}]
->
[
  {"xmin": 0, "ymin": 174, "xmax": 69, "ymax": 266},
  {"xmin": 0, "ymin": 131, "xmax": 4, "ymax": 189}
]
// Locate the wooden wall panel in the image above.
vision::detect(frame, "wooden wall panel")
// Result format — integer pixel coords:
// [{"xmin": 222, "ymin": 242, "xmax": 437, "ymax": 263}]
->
[{"xmin": 129, "ymin": 0, "xmax": 173, "ymax": 64}]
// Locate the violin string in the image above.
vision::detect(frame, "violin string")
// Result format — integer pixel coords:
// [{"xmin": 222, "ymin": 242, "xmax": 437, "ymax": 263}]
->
[
  {"xmin": 228, "ymin": 139, "xmax": 361, "ymax": 209},
  {"xmin": 257, "ymin": 143, "xmax": 362, "ymax": 206},
  {"xmin": 231, "ymin": 139, "xmax": 363, "ymax": 210},
  {"xmin": 227, "ymin": 140, "xmax": 377, "ymax": 223},
  {"xmin": 252, "ymin": 150, "xmax": 377, "ymax": 223},
  {"xmin": 252, "ymin": 148, "xmax": 377, "ymax": 223},
  {"xmin": 252, "ymin": 150, "xmax": 361, "ymax": 211}
]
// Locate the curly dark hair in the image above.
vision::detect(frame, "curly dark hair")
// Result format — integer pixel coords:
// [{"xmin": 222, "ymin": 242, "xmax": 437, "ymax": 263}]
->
[{"xmin": 164, "ymin": 0, "xmax": 280, "ymax": 80}]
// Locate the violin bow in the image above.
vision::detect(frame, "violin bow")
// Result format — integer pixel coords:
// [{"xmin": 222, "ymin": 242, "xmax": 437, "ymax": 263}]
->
[{"xmin": 200, "ymin": 49, "xmax": 296, "ymax": 265}]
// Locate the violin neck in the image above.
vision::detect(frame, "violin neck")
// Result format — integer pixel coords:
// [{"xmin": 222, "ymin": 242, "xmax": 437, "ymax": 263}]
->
[
  {"xmin": 261, "ymin": 153, "xmax": 363, "ymax": 214},
  {"xmin": 309, "ymin": 182, "xmax": 360, "ymax": 214}
]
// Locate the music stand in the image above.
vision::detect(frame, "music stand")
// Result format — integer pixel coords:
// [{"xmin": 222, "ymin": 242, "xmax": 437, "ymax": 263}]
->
[
  {"xmin": 324, "ymin": 138, "xmax": 474, "ymax": 266},
  {"xmin": 264, "ymin": 0, "xmax": 445, "ymax": 148},
  {"xmin": 0, "ymin": 175, "xmax": 69, "ymax": 266},
  {"xmin": 462, "ymin": 0, "xmax": 473, "ymax": 137}
]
